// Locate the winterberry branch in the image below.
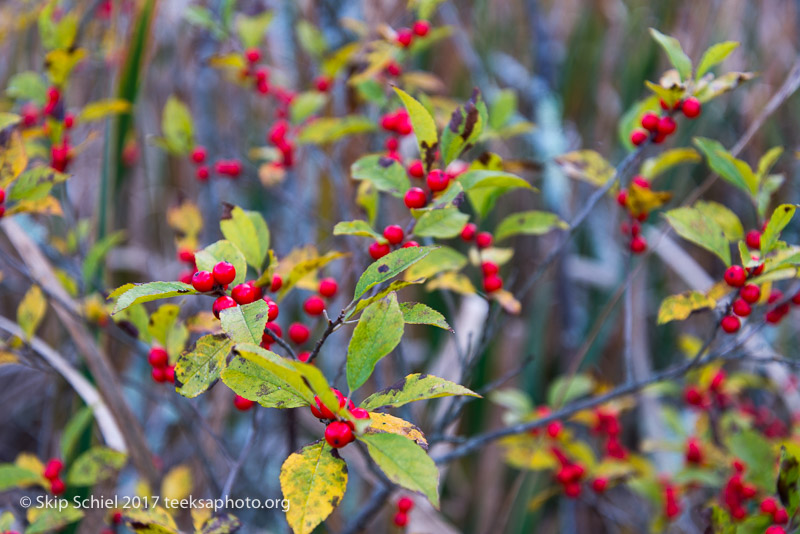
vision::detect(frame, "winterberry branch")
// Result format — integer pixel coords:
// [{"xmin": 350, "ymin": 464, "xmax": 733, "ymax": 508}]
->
[{"xmin": 219, "ymin": 409, "xmax": 262, "ymax": 501}]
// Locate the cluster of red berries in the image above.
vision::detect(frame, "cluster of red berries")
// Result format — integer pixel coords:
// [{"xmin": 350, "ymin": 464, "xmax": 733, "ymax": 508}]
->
[
  {"xmin": 592, "ymin": 407, "xmax": 627, "ymax": 459},
  {"xmin": 722, "ymin": 461, "xmax": 759, "ymax": 520},
  {"xmin": 177, "ymin": 247, "xmax": 197, "ymax": 285},
  {"xmin": 462, "ymin": 224, "xmax": 504, "ymax": 293},
  {"xmin": 529, "ymin": 406, "xmax": 563, "ymax": 439},
  {"xmin": 148, "ymin": 346, "xmax": 175, "ymax": 384},
  {"xmin": 267, "ymin": 120, "xmax": 295, "ymax": 168},
  {"xmin": 551, "ymin": 447, "xmax": 586, "ymax": 497},
  {"xmin": 311, "ymin": 388, "xmax": 371, "ymax": 449},
  {"xmin": 381, "ymin": 108, "xmax": 413, "ymax": 136},
  {"xmin": 740, "ymin": 399, "xmax": 789, "ymax": 438},
  {"xmin": 662, "ymin": 479, "xmax": 681, "ymax": 520},
  {"xmin": 393, "ymin": 496, "xmax": 414, "ymax": 528},
  {"xmin": 242, "ymin": 47, "xmax": 271, "ymax": 95},
  {"xmin": 368, "ymin": 225, "xmax": 420, "ymax": 260},
  {"xmin": 629, "ymin": 96, "xmax": 701, "ymax": 147},
  {"xmin": 233, "ymin": 394, "xmax": 255, "ymax": 411},
  {"xmin": 684, "ymin": 369, "xmax": 730, "ymax": 410},
  {"xmin": 189, "ymin": 146, "xmax": 242, "ymax": 181},
  {"xmin": 759, "ymin": 497, "xmax": 789, "ymax": 527},
  {"xmin": 303, "ymin": 277, "xmax": 339, "ymax": 317},
  {"xmin": 616, "ymin": 175, "xmax": 652, "ymax": 253},
  {"xmin": 260, "ymin": 321, "xmax": 309, "ymax": 350},
  {"xmin": 394, "ymin": 20, "xmax": 430, "ymax": 48},
  {"xmin": 43, "ymin": 458, "xmax": 66, "ymax": 496}
]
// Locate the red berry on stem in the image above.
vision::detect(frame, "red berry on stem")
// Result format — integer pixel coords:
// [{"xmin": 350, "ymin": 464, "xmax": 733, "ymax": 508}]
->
[
  {"xmin": 151, "ymin": 366, "xmax": 167, "ymax": 383},
  {"xmin": 475, "ymin": 232, "xmax": 493, "ymax": 249},
  {"xmin": 630, "ymin": 129, "xmax": 648, "ymax": 146},
  {"xmin": 404, "ymin": 187, "xmax": 427, "ymax": 209},
  {"xmin": 740, "ymin": 284, "xmax": 761, "ymax": 304},
  {"xmin": 481, "ymin": 261, "xmax": 499, "ymax": 276},
  {"xmin": 191, "ymin": 146, "xmax": 206, "ymax": 164},
  {"xmin": 408, "ymin": 160, "xmax": 425, "ymax": 178},
  {"xmin": 766, "ymin": 526, "xmax": 786, "ymax": 534},
  {"xmin": 270, "ymin": 274, "xmax": 283, "ymax": 292},
  {"xmin": 591, "ymin": 478, "xmax": 608, "ymax": 493},
  {"xmin": 412, "ymin": 20, "xmax": 430, "ymax": 36},
  {"xmin": 681, "ymin": 97, "xmax": 701, "ymax": 118},
  {"xmin": 304, "ymin": 296, "xmax": 326, "ymax": 316},
  {"xmin": 640, "ymin": 112, "xmax": 660, "ymax": 132},
  {"xmin": 723, "ymin": 266, "xmax": 746, "ymax": 287},
  {"xmin": 745, "ymin": 230, "xmax": 761, "ymax": 250},
  {"xmin": 266, "ymin": 300, "xmax": 279, "ymax": 321},
  {"xmin": 396, "ymin": 28, "xmax": 413, "ymax": 47},
  {"xmin": 482, "ymin": 274, "xmax": 503, "ymax": 293},
  {"xmin": 630, "ymin": 236, "xmax": 647, "ymax": 254},
  {"xmin": 43, "ymin": 459, "xmax": 63, "ymax": 480},
  {"xmin": 245, "ymin": 48, "xmax": 261, "ymax": 63},
  {"xmin": 732, "ymin": 298, "xmax": 751, "ymax": 317},
  {"xmin": 426, "ymin": 169, "xmax": 449, "ymax": 192},
  {"xmin": 196, "ymin": 166, "xmax": 210, "ymax": 181},
  {"xmin": 385, "ymin": 137, "xmax": 399, "ymax": 151},
  {"xmin": 721, "ymin": 315, "xmax": 741, "ymax": 334},
  {"xmin": 148, "ymin": 347, "xmax": 169, "ymax": 368},
  {"xmin": 461, "ymin": 223, "xmax": 477, "ymax": 241},
  {"xmin": 393, "ymin": 512, "xmax": 409, "ymax": 527},
  {"xmin": 231, "ymin": 283, "xmax": 258, "ymax": 305},
  {"xmin": 298, "ymin": 352, "xmax": 311, "ymax": 363},
  {"xmin": 0, "ymin": 188, "xmax": 5, "ymax": 204},
  {"xmin": 319, "ymin": 278, "xmax": 338, "ymax": 298},
  {"xmin": 213, "ymin": 261, "xmax": 236, "ymax": 285},
  {"xmin": 631, "ymin": 175, "xmax": 650, "ymax": 189},
  {"xmin": 403, "ymin": 241, "xmax": 419, "ymax": 248},
  {"xmin": 761, "ymin": 497, "xmax": 778, "ymax": 514},
  {"xmin": 774, "ymin": 508, "xmax": 789, "ymax": 524},
  {"xmin": 165, "ymin": 365, "xmax": 175, "ymax": 383},
  {"xmin": 616, "ymin": 189, "xmax": 628, "ymax": 206},
  {"xmin": 233, "ymin": 395, "xmax": 255, "ymax": 411},
  {"xmin": 369, "ymin": 241, "xmax": 391, "ymax": 260},
  {"xmin": 324, "ymin": 421, "xmax": 354, "ymax": 448},
  {"xmin": 212, "ymin": 296, "xmax": 237, "ymax": 318},
  {"xmin": 289, "ymin": 323, "xmax": 310, "ymax": 344},
  {"xmin": 397, "ymin": 496, "xmax": 414, "ymax": 512},
  {"xmin": 383, "ymin": 225, "xmax": 405, "ymax": 245},
  {"xmin": 314, "ymin": 75, "xmax": 331, "ymax": 92},
  {"xmin": 64, "ymin": 113, "xmax": 75, "ymax": 129},
  {"xmin": 50, "ymin": 478, "xmax": 66, "ymax": 496},
  {"xmin": 657, "ymin": 116, "xmax": 677, "ymax": 135}
]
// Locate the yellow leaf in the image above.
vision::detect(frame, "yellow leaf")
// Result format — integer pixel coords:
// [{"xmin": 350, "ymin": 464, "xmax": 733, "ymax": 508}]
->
[
  {"xmin": 499, "ymin": 435, "xmax": 558, "ymax": 470},
  {"xmin": 166, "ymin": 201, "xmax": 203, "ymax": 252},
  {"xmin": 15, "ymin": 452, "xmax": 45, "ymax": 478},
  {"xmin": 0, "ymin": 350, "xmax": 18, "ymax": 366},
  {"xmin": 426, "ymin": 272, "xmax": 476, "ymax": 294},
  {"xmin": 0, "ymin": 131, "xmax": 28, "ymax": 188},
  {"xmin": 191, "ymin": 508, "xmax": 212, "ymax": 531},
  {"xmin": 17, "ymin": 285, "xmax": 47, "ymax": 340},
  {"xmin": 625, "ymin": 183, "xmax": 672, "ymax": 216},
  {"xmin": 122, "ymin": 507, "xmax": 179, "ymax": 534},
  {"xmin": 8, "ymin": 195, "xmax": 63, "ymax": 216},
  {"xmin": 186, "ymin": 312, "xmax": 220, "ymax": 333},
  {"xmin": 79, "ymin": 99, "xmax": 131, "ymax": 122},
  {"xmin": 657, "ymin": 291, "xmax": 716, "ymax": 324},
  {"xmin": 489, "ymin": 289, "xmax": 521, "ymax": 315},
  {"xmin": 45, "ymin": 48, "xmax": 87, "ymax": 86},
  {"xmin": 365, "ymin": 412, "xmax": 428, "ymax": 449},
  {"xmin": 209, "ymin": 53, "xmax": 247, "ymax": 71},
  {"xmin": 280, "ymin": 441, "xmax": 347, "ymax": 534},
  {"xmin": 161, "ymin": 465, "xmax": 192, "ymax": 504},
  {"xmin": 554, "ymin": 150, "xmax": 615, "ymax": 187}
]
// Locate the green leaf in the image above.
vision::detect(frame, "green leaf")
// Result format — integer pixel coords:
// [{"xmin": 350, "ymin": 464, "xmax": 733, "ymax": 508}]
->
[
  {"xmin": 60, "ymin": 406, "xmax": 94, "ymax": 462},
  {"xmin": 546, "ymin": 375, "xmax": 595, "ymax": 407},
  {"xmin": 414, "ymin": 207, "xmax": 469, "ymax": 238},
  {"xmin": 111, "ymin": 281, "xmax": 196, "ymax": 314},
  {"xmin": 66, "ymin": 447, "xmax": 127, "ymax": 486},
  {"xmin": 361, "ymin": 373, "xmax": 478, "ymax": 410},
  {"xmin": 333, "ymin": 220, "xmax": 384, "ymax": 240},
  {"xmin": 354, "ymin": 246, "xmax": 435, "ymax": 299},
  {"xmin": 291, "ymin": 361, "xmax": 340, "ymax": 417},
  {"xmin": 393, "ymin": 87, "xmax": 438, "ymax": 170},
  {"xmin": 351, "ymin": 280, "xmax": 425, "ymax": 315},
  {"xmin": 0, "ymin": 465, "xmax": 42, "ymax": 491},
  {"xmin": 295, "ymin": 20, "xmax": 327, "ymax": 57},
  {"xmin": 6, "ymin": 71, "xmax": 48, "ymax": 105},
  {"xmin": 25, "ymin": 505, "xmax": 84, "ymax": 534},
  {"xmin": 175, "ymin": 334, "xmax": 234, "ymax": 398},
  {"xmin": 290, "ymin": 91, "xmax": 328, "ymax": 124},
  {"xmin": 640, "ymin": 148, "xmax": 701, "ymax": 180},
  {"xmin": 778, "ymin": 447, "xmax": 800, "ymax": 517},
  {"xmin": 297, "ymin": 116, "xmax": 375, "ymax": 145},
  {"xmin": 347, "ymin": 293, "xmax": 404, "ymax": 391},
  {"xmin": 17, "ymin": 285, "xmax": 46, "ymax": 340},
  {"xmin": 664, "ymin": 206, "xmax": 731, "ymax": 266},
  {"xmin": 694, "ymin": 201, "xmax": 744, "ymax": 241},
  {"xmin": 280, "ymin": 441, "xmax": 347, "ymax": 534},
  {"xmin": 657, "ymin": 291, "xmax": 716, "ymax": 324},
  {"xmin": 0, "ymin": 512, "xmax": 14, "ymax": 531},
  {"xmin": 0, "ymin": 113, "xmax": 20, "ymax": 131},
  {"xmin": 195, "ymin": 240, "xmax": 248, "ymax": 287},
  {"xmin": 694, "ymin": 137, "xmax": 757, "ymax": 197},
  {"xmin": 439, "ymin": 89, "xmax": 487, "ymax": 165},
  {"xmin": 230, "ymin": 343, "xmax": 315, "ymax": 405},
  {"xmin": 489, "ymin": 89, "xmax": 517, "ymax": 130},
  {"xmin": 161, "ymin": 95, "xmax": 194, "ymax": 154},
  {"xmin": 220, "ymin": 300, "xmax": 270, "ymax": 345},
  {"xmin": 457, "ymin": 170, "xmax": 533, "ymax": 191},
  {"xmin": 649, "ymin": 28, "xmax": 692, "ymax": 81},
  {"xmin": 8, "ymin": 167, "xmax": 68, "ymax": 202},
  {"xmin": 495, "ymin": 211, "xmax": 568, "ymax": 241},
  {"xmin": 79, "ymin": 99, "xmax": 132, "ymax": 122},
  {"xmin": 359, "ymin": 432, "xmax": 440, "ymax": 507},
  {"xmin": 761, "ymin": 204, "xmax": 796, "ymax": 256},
  {"xmin": 756, "ymin": 147, "xmax": 783, "ymax": 183},
  {"xmin": 351, "ymin": 154, "xmax": 410, "ymax": 197},
  {"xmin": 236, "ymin": 11, "xmax": 273, "ymax": 49},
  {"xmin": 696, "ymin": 41, "xmax": 739, "ymax": 80},
  {"xmin": 220, "ymin": 206, "xmax": 270, "ymax": 270},
  {"xmin": 222, "ymin": 348, "xmax": 310, "ymax": 408},
  {"xmin": 725, "ymin": 429, "xmax": 775, "ymax": 490},
  {"xmin": 758, "ymin": 174, "xmax": 785, "ymax": 220},
  {"xmin": 404, "ymin": 246, "xmax": 467, "ymax": 281},
  {"xmin": 399, "ymin": 302, "xmax": 451, "ymax": 331}
]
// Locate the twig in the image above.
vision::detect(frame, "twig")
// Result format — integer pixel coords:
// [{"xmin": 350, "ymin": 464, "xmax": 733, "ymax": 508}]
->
[
  {"xmin": 308, "ymin": 309, "xmax": 347, "ymax": 363},
  {"xmin": 337, "ymin": 483, "xmax": 392, "ymax": 534},
  {"xmin": 220, "ymin": 409, "xmax": 262, "ymax": 500}
]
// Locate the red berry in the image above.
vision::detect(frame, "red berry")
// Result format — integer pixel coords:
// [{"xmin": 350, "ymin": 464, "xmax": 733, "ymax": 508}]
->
[
  {"xmin": 404, "ymin": 187, "xmax": 427, "ymax": 209},
  {"xmin": 151, "ymin": 366, "xmax": 167, "ymax": 383},
  {"xmin": 319, "ymin": 278, "xmax": 338, "ymax": 298},
  {"xmin": 740, "ymin": 284, "xmax": 761, "ymax": 304},
  {"xmin": 745, "ymin": 230, "xmax": 761, "ymax": 250},
  {"xmin": 213, "ymin": 261, "xmax": 236, "ymax": 286},
  {"xmin": 64, "ymin": 113, "xmax": 75, "ymax": 129},
  {"xmin": 397, "ymin": 496, "xmax": 414, "ymax": 512},
  {"xmin": 112, "ymin": 511, "xmax": 123, "ymax": 524},
  {"xmin": 630, "ymin": 236, "xmax": 647, "ymax": 254},
  {"xmin": 196, "ymin": 166, "xmax": 210, "ymax": 181},
  {"xmin": 616, "ymin": 189, "xmax": 628, "ymax": 206},
  {"xmin": 709, "ymin": 370, "xmax": 726, "ymax": 391},
  {"xmin": 481, "ymin": 261, "xmax": 499, "ymax": 276},
  {"xmin": 657, "ymin": 116, "xmax": 677, "ymax": 135},
  {"xmin": 270, "ymin": 274, "xmax": 283, "ymax": 292},
  {"xmin": 631, "ymin": 175, "xmax": 650, "ymax": 189},
  {"xmin": 766, "ymin": 527, "xmax": 786, "ymax": 534},
  {"xmin": 43, "ymin": 459, "xmax": 63, "ymax": 480},
  {"xmin": 630, "ymin": 129, "xmax": 648, "ymax": 146},
  {"xmin": 792, "ymin": 292, "xmax": 800, "ymax": 306},
  {"xmin": 0, "ymin": 188, "xmax": 5, "ymax": 204},
  {"xmin": 681, "ymin": 97, "xmax": 701, "ymax": 119},
  {"xmin": 369, "ymin": 241, "xmax": 391, "ymax": 260},
  {"xmin": 192, "ymin": 271, "xmax": 215, "ymax": 293},
  {"xmin": 412, "ymin": 20, "xmax": 430, "ymax": 36},
  {"xmin": 245, "ymin": 48, "xmax": 261, "ymax": 63},
  {"xmin": 426, "ymin": 169, "xmax": 449, "ymax": 192},
  {"xmin": 50, "ymin": 478, "xmax": 66, "ymax": 496},
  {"xmin": 461, "ymin": 223, "xmax": 477, "ymax": 241},
  {"xmin": 314, "ymin": 76, "xmax": 331, "ymax": 92},
  {"xmin": 233, "ymin": 395, "xmax": 255, "ymax": 411},
  {"xmin": 324, "ymin": 421, "xmax": 354, "ymax": 448},
  {"xmin": 723, "ymin": 266, "xmax": 746, "ymax": 287},
  {"xmin": 165, "ymin": 365, "xmax": 175, "ymax": 383},
  {"xmin": 385, "ymin": 137, "xmax": 399, "ymax": 151},
  {"xmin": 774, "ymin": 508, "xmax": 789, "ymax": 524},
  {"xmin": 298, "ymin": 352, "xmax": 311, "ymax": 362},
  {"xmin": 393, "ymin": 512, "xmax": 409, "ymax": 527},
  {"xmin": 269, "ymin": 120, "xmax": 288, "ymax": 144},
  {"xmin": 591, "ymin": 478, "xmax": 608, "ymax": 493},
  {"xmin": 403, "ymin": 241, "xmax": 419, "ymax": 248},
  {"xmin": 685, "ymin": 438, "xmax": 703, "ymax": 464},
  {"xmin": 564, "ymin": 482, "xmax": 582, "ymax": 498},
  {"xmin": 640, "ymin": 112, "xmax": 660, "ymax": 132},
  {"xmin": 310, "ymin": 395, "xmax": 334, "ymax": 419},
  {"xmin": 732, "ymin": 298, "xmax": 751, "ymax": 317},
  {"xmin": 721, "ymin": 315, "xmax": 741, "ymax": 334},
  {"xmin": 178, "ymin": 270, "xmax": 194, "ymax": 284},
  {"xmin": 396, "ymin": 28, "xmax": 413, "ymax": 47},
  {"xmin": 212, "ymin": 296, "xmax": 237, "ymax": 318},
  {"xmin": 684, "ymin": 386, "xmax": 704, "ymax": 407},
  {"xmin": 386, "ymin": 62, "xmax": 403, "ymax": 77},
  {"xmin": 148, "ymin": 347, "xmax": 169, "ymax": 368},
  {"xmin": 231, "ymin": 283, "xmax": 258, "ymax": 305},
  {"xmin": 191, "ymin": 146, "xmax": 207, "ymax": 164},
  {"xmin": 266, "ymin": 300, "xmax": 279, "ymax": 321},
  {"xmin": 408, "ymin": 160, "xmax": 425, "ymax": 178},
  {"xmin": 288, "ymin": 323, "xmax": 310, "ymax": 344},
  {"xmin": 475, "ymin": 232, "xmax": 493, "ymax": 249},
  {"xmin": 761, "ymin": 497, "xmax": 778, "ymax": 514},
  {"xmin": 263, "ymin": 322, "xmax": 282, "ymax": 344},
  {"xmin": 482, "ymin": 274, "xmax": 503, "ymax": 293},
  {"xmin": 382, "ymin": 225, "xmax": 404, "ymax": 245},
  {"xmin": 304, "ymin": 296, "xmax": 326, "ymax": 316}
]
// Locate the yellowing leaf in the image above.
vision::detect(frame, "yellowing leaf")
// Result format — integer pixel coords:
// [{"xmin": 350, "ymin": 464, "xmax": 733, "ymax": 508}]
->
[
  {"xmin": 365, "ymin": 412, "xmax": 428, "ymax": 448},
  {"xmin": 499, "ymin": 435, "xmax": 558, "ymax": 470},
  {"xmin": 166, "ymin": 201, "xmax": 203, "ymax": 251},
  {"xmin": 0, "ymin": 131, "xmax": 28, "ymax": 188},
  {"xmin": 175, "ymin": 334, "xmax": 234, "ymax": 398},
  {"xmin": 80, "ymin": 99, "xmax": 131, "ymax": 122},
  {"xmin": 625, "ymin": 183, "xmax": 672, "ymax": 216},
  {"xmin": 280, "ymin": 441, "xmax": 347, "ymax": 534},
  {"xmin": 555, "ymin": 150, "xmax": 615, "ymax": 187},
  {"xmin": 393, "ymin": 86, "xmax": 438, "ymax": 170},
  {"xmin": 161, "ymin": 465, "xmax": 192, "ymax": 503},
  {"xmin": 220, "ymin": 205, "xmax": 270, "ymax": 270},
  {"xmin": 45, "ymin": 48, "xmax": 87, "ymax": 86},
  {"xmin": 17, "ymin": 285, "xmax": 46, "ymax": 340},
  {"xmin": 489, "ymin": 289, "xmax": 521, "ymax": 315},
  {"xmin": 657, "ymin": 291, "xmax": 716, "ymax": 324},
  {"xmin": 426, "ymin": 272, "xmax": 476, "ymax": 294},
  {"xmin": 640, "ymin": 148, "xmax": 701, "ymax": 180},
  {"xmin": 277, "ymin": 250, "xmax": 347, "ymax": 299}
]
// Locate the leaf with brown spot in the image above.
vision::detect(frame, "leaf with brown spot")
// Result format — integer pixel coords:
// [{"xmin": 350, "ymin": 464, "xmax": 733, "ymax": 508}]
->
[
  {"xmin": 361, "ymin": 373, "xmax": 477, "ymax": 410},
  {"xmin": 175, "ymin": 334, "xmax": 234, "ymax": 398},
  {"xmin": 280, "ymin": 441, "xmax": 347, "ymax": 534},
  {"xmin": 439, "ymin": 88, "xmax": 487, "ymax": 165},
  {"xmin": 353, "ymin": 246, "xmax": 436, "ymax": 299},
  {"xmin": 364, "ymin": 412, "xmax": 428, "ymax": 449}
]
